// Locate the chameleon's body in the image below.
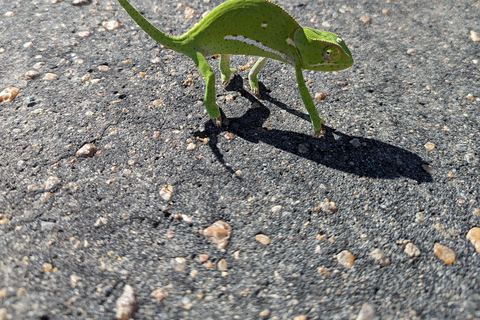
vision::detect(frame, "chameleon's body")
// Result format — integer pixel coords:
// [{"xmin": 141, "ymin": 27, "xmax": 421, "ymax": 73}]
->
[{"xmin": 116, "ymin": 0, "xmax": 353, "ymax": 136}]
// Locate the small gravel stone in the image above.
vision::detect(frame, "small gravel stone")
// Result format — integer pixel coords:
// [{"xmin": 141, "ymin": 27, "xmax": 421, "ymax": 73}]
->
[
  {"xmin": 259, "ymin": 309, "xmax": 270, "ymax": 318},
  {"xmin": 224, "ymin": 132, "xmax": 235, "ymax": 140},
  {"xmin": 103, "ymin": 20, "xmax": 121, "ymax": 30},
  {"xmin": 359, "ymin": 16, "xmax": 371, "ymax": 23},
  {"xmin": 271, "ymin": 205, "xmax": 282, "ymax": 213},
  {"xmin": 42, "ymin": 73, "xmax": 57, "ymax": 80},
  {"xmin": 198, "ymin": 254, "xmax": 209, "ymax": 263},
  {"xmin": 98, "ymin": 65, "xmax": 109, "ymax": 71},
  {"xmin": 217, "ymin": 259, "xmax": 228, "ymax": 271},
  {"xmin": 203, "ymin": 221, "xmax": 232, "ymax": 250},
  {"xmin": 473, "ymin": 208, "xmax": 480, "ymax": 216},
  {"xmin": 336, "ymin": 250, "xmax": 355, "ymax": 268},
  {"xmin": 350, "ymin": 138, "xmax": 362, "ymax": 148},
  {"xmin": 151, "ymin": 288, "xmax": 167, "ymax": 302},
  {"xmin": 370, "ymin": 248, "xmax": 390, "ymax": 266},
  {"xmin": 72, "ymin": 0, "xmax": 90, "ymax": 5},
  {"xmin": 42, "ymin": 263, "xmax": 53, "ymax": 272},
  {"xmin": 470, "ymin": 30, "xmax": 480, "ymax": 42},
  {"xmin": 186, "ymin": 142, "xmax": 196, "ymax": 151},
  {"xmin": 434, "ymin": 243, "xmax": 455, "ymax": 265},
  {"xmin": 424, "ymin": 142, "xmax": 436, "ymax": 151},
  {"xmin": 293, "ymin": 316, "xmax": 307, "ymax": 320},
  {"xmin": 116, "ymin": 285, "xmax": 137, "ymax": 320},
  {"xmin": 0, "ymin": 87, "xmax": 20, "ymax": 103},
  {"xmin": 159, "ymin": 185, "xmax": 173, "ymax": 201},
  {"xmin": 0, "ymin": 309, "xmax": 6, "ymax": 320},
  {"xmin": 255, "ymin": 234, "xmax": 271, "ymax": 245},
  {"xmin": 25, "ymin": 70, "xmax": 40, "ymax": 79},
  {"xmin": 466, "ymin": 227, "xmax": 480, "ymax": 253},
  {"xmin": 171, "ymin": 257, "xmax": 187, "ymax": 272},
  {"xmin": 314, "ymin": 92, "xmax": 326, "ymax": 100},
  {"xmin": 356, "ymin": 303, "xmax": 375, "ymax": 320},
  {"xmin": 44, "ymin": 176, "xmax": 61, "ymax": 191},
  {"xmin": 405, "ymin": 243, "xmax": 420, "ymax": 257},
  {"xmin": 319, "ymin": 199, "xmax": 338, "ymax": 214},
  {"xmin": 76, "ymin": 143, "xmax": 96, "ymax": 157}
]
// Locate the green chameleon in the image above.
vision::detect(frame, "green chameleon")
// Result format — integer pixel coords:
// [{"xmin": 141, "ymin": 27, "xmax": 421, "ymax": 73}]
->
[{"xmin": 116, "ymin": 0, "xmax": 353, "ymax": 136}]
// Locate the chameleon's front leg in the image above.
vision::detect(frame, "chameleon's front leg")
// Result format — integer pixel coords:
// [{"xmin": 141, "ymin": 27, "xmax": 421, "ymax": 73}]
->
[
  {"xmin": 219, "ymin": 54, "xmax": 237, "ymax": 87},
  {"xmin": 295, "ymin": 64, "xmax": 325, "ymax": 137},
  {"xmin": 190, "ymin": 51, "xmax": 221, "ymax": 126},
  {"xmin": 248, "ymin": 57, "xmax": 268, "ymax": 98}
]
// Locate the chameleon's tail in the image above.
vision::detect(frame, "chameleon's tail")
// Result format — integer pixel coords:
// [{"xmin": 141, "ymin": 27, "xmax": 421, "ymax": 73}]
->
[{"xmin": 116, "ymin": 0, "xmax": 183, "ymax": 52}]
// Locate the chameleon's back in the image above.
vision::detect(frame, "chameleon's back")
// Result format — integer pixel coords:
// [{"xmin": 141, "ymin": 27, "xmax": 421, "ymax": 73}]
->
[{"xmin": 179, "ymin": 0, "xmax": 302, "ymax": 64}]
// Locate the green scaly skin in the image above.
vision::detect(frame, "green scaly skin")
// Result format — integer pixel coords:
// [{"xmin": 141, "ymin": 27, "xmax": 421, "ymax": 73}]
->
[{"xmin": 116, "ymin": 0, "xmax": 354, "ymax": 136}]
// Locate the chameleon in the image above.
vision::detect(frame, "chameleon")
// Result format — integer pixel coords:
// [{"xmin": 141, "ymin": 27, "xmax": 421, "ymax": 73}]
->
[{"xmin": 116, "ymin": 0, "xmax": 353, "ymax": 136}]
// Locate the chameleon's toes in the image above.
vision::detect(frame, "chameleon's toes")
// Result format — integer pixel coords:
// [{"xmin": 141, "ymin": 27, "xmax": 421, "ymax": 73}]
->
[
  {"xmin": 314, "ymin": 121, "xmax": 326, "ymax": 137},
  {"xmin": 213, "ymin": 116, "xmax": 222, "ymax": 127},
  {"xmin": 222, "ymin": 80, "xmax": 230, "ymax": 87},
  {"xmin": 252, "ymin": 88, "xmax": 261, "ymax": 99}
]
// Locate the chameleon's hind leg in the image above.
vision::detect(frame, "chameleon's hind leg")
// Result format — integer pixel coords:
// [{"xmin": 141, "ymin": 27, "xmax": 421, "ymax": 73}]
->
[
  {"xmin": 219, "ymin": 54, "xmax": 237, "ymax": 87},
  {"xmin": 190, "ymin": 51, "xmax": 222, "ymax": 126},
  {"xmin": 295, "ymin": 64, "xmax": 325, "ymax": 137},
  {"xmin": 248, "ymin": 57, "xmax": 268, "ymax": 98}
]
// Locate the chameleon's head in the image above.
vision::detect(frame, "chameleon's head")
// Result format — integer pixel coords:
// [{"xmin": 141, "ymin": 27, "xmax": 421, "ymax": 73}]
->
[{"xmin": 294, "ymin": 27, "xmax": 353, "ymax": 71}]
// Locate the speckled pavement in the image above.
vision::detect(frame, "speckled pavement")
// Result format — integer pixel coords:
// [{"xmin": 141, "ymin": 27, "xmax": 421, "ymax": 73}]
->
[{"xmin": 1, "ymin": 0, "xmax": 479, "ymax": 319}]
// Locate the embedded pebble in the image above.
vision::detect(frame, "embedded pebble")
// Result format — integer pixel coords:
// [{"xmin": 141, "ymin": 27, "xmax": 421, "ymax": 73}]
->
[
  {"xmin": 77, "ymin": 31, "xmax": 90, "ymax": 38},
  {"xmin": 224, "ymin": 132, "xmax": 235, "ymax": 140},
  {"xmin": 0, "ymin": 308, "xmax": 6, "ymax": 320},
  {"xmin": 370, "ymin": 248, "xmax": 390, "ymax": 266},
  {"xmin": 336, "ymin": 250, "xmax": 355, "ymax": 268},
  {"xmin": 25, "ymin": 70, "xmax": 40, "ymax": 79},
  {"xmin": 424, "ymin": 142, "xmax": 435, "ymax": 151},
  {"xmin": 298, "ymin": 144, "xmax": 309, "ymax": 153},
  {"xmin": 350, "ymin": 138, "xmax": 361, "ymax": 148},
  {"xmin": 466, "ymin": 227, "xmax": 480, "ymax": 252},
  {"xmin": 198, "ymin": 254, "xmax": 209, "ymax": 263},
  {"xmin": 314, "ymin": 92, "xmax": 326, "ymax": 100},
  {"xmin": 259, "ymin": 309, "xmax": 270, "ymax": 318},
  {"xmin": 466, "ymin": 93, "xmax": 476, "ymax": 102},
  {"xmin": 171, "ymin": 257, "xmax": 187, "ymax": 272},
  {"xmin": 151, "ymin": 288, "xmax": 167, "ymax": 302},
  {"xmin": 255, "ymin": 234, "xmax": 271, "ymax": 245},
  {"xmin": 217, "ymin": 259, "xmax": 228, "ymax": 271},
  {"xmin": 76, "ymin": 143, "xmax": 96, "ymax": 157},
  {"xmin": 470, "ymin": 30, "xmax": 480, "ymax": 42},
  {"xmin": 271, "ymin": 205, "xmax": 282, "ymax": 213},
  {"xmin": 0, "ymin": 87, "xmax": 20, "ymax": 103},
  {"xmin": 116, "ymin": 285, "xmax": 137, "ymax": 320},
  {"xmin": 42, "ymin": 73, "xmax": 57, "ymax": 80},
  {"xmin": 159, "ymin": 185, "xmax": 173, "ymax": 201},
  {"xmin": 73, "ymin": 0, "xmax": 90, "ymax": 5},
  {"xmin": 44, "ymin": 176, "xmax": 61, "ymax": 191},
  {"xmin": 359, "ymin": 16, "xmax": 371, "ymax": 24},
  {"xmin": 103, "ymin": 20, "xmax": 121, "ymax": 31},
  {"xmin": 186, "ymin": 142, "xmax": 196, "ymax": 151},
  {"xmin": 98, "ymin": 65, "xmax": 109, "ymax": 72},
  {"xmin": 203, "ymin": 221, "xmax": 232, "ymax": 250},
  {"xmin": 42, "ymin": 263, "xmax": 53, "ymax": 272},
  {"xmin": 474, "ymin": 208, "xmax": 480, "ymax": 216},
  {"xmin": 319, "ymin": 199, "xmax": 338, "ymax": 214},
  {"xmin": 433, "ymin": 243, "xmax": 455, "ymax": 265},
  {"xmin": 356, "ymin": 303, "xmax": 375, "ymax": 320},
  {"xmin": 293, "ymin": 316, "xmax": 307, "ymax": 320},
  {"xmin": 404, "ymin": 243, "xmax": 420, "ymax": 257}
]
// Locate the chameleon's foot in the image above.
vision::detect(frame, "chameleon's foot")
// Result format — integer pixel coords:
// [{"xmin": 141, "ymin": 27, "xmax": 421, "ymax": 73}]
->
[
  {"xmin": 221, "ymin": 69, "xmax": 237, "ymax": 87},
  {"xmin": 252, "ymin": 88, "xmax": 261, "ymax": 99},
  {"xmin": 213, "ymin": 116, "xmax": 222, "ymax": 127},
  {"xmin": 314, "ymin": 121, "xmax": 326, "ymax": 137}
]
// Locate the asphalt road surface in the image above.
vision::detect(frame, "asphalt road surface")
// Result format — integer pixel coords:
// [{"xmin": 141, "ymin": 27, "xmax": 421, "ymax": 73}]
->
[{"xmin": 1, "ymin": 0, "xmax": 479, "ymax": 319}]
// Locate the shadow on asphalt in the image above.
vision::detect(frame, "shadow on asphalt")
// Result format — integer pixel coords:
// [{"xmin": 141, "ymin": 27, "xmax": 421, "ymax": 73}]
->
[{"xmin": 194, "ymin": 76, "xmax": 433, "ymax": 183}]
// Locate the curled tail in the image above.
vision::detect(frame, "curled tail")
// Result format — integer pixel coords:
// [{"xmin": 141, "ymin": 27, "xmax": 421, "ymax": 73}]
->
[{"xmin": 116, "ymin": 0, "xmax": 183, "ymax": 52}]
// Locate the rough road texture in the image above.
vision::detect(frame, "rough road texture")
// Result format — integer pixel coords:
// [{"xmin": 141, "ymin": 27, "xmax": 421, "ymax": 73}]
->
[{"xmin": 1, "ymin": 0, "xmax": 479, "ymax": 319}]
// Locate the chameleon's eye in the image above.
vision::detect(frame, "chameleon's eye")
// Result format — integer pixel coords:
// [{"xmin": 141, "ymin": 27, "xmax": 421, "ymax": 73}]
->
[{"xmin": 322, "ymin": 46, "xmax": 341, "ymax": 61}]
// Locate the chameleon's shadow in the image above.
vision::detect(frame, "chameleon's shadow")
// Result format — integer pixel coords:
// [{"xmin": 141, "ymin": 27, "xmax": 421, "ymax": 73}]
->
[{"xmin": 197, "ymin": 77, "xmax": 432, "ymax": 183}]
